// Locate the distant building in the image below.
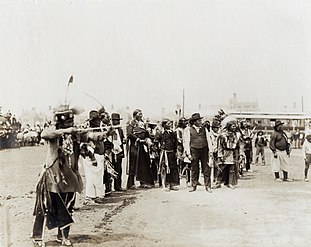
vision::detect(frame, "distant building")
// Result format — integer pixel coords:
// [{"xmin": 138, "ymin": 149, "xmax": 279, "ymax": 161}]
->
[
  {"xmin": 228, "ymin": 93, "xmax": 259, "ymax": 112},
  {"xmin": 194, "ymin": 93, "xmax": 258, "ymax": 119}
]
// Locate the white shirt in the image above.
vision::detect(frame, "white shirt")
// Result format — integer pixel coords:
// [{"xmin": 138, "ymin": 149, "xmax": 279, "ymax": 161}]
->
[
  {"xmin": 183, "ymin": 125, "xmax": 209, "ymax": 156},
  {"xmin": 302, "ymin": 139, "xmax": 311, "ymax": 159}
]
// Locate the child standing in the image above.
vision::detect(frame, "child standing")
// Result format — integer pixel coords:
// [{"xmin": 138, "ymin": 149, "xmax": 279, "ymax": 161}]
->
[
  {"xmin": 302, "ymin": 133, "xmax": 311, "ymax": 182},
  {"xmin": 254, "ymin": 130, "xmax": 267, "ymax": 166}
]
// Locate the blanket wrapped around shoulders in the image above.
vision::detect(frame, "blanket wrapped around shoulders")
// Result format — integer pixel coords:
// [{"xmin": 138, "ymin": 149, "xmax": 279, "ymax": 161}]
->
[{"xmin": 133, "ymin": 126, "xmax": 149, "ymax": 140}]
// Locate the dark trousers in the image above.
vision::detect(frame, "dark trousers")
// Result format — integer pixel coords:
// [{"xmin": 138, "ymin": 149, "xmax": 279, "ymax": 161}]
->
[
  {"xmin": 127, "ymin": 175, "xmax": 135, "ymax": 189},
  {"xmin": 104, "ymin": 172, "xmax": 112, "ymax": 194},
  {"xmin": 32, "ymin": 192, "xmax": 75, "ymax": 240},
  {"xmin": 255, "ymin": 147, "xmax": 265, "ymax": 164},
  {"xmin": 217, "ymin": 163, "xmax": 236, "ymax": 185},
  {"xmin": 190, "ymin": 147, "xmax": 211, "ymax": 187},
  {"xmin": 275, "ymin": 171, "xmax": 289, "ymax": 180},
  {"xmin": 114, "ymin": 156, "xmax": 123, "ymax": 190},
  {"xmin": 245, "ymin": 149, "xmax": 252, "ymax": 171}
]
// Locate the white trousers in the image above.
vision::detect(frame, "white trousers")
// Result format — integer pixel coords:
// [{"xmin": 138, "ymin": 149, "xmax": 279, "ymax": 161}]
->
[
  {"xmin": 80, "ymin": 154, "xmax": 105, "ymax": 198},
  {"xmin": 271, "ymin": 150, "xmax": 289, "ymax": 172}
]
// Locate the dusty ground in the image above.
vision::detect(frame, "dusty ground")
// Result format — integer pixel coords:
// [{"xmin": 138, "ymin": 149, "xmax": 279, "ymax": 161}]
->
[{"xmin": 1, "ymin": 145, "xmax": 311, "ymax": 247}]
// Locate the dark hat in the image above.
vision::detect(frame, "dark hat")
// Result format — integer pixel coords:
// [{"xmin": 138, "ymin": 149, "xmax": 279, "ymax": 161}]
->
[
  {"xmin": 111, "ymin": 113, "xmax": 123, "ymax": 120},
  {"xmin": 257, "ymin": 130, "xmax": 264, "ymax": 135},
  {"xmin": 89, "ymin": 110, "xmax": 99, "ymax": 120},
  {"xmin": 190, "ymin": 113, "xmax": 203, "ymax": 121},
  {"xmin": 147, "ymin": 123, "xmax": 158, "ymax": 130},
  {"xmin": 274, "ymin": 120, "xmax": 284, "ymax": 128}
]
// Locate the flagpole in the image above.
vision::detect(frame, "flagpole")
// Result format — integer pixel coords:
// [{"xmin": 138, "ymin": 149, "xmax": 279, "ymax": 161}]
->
[{"xmin": 182, "ymin": 88, "xmax": 185, "ymax": 118}]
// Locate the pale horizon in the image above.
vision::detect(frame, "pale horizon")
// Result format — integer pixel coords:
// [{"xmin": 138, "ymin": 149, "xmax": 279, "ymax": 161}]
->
[{"xmin": 1, "ymin": 0, "xmax": 311, "ymax": 118}]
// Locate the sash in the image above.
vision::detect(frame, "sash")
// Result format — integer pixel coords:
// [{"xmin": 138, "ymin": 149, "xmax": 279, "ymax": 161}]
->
[{"xmin": 158, "ymin": 150, "xmax": 171, "ymax": 174}]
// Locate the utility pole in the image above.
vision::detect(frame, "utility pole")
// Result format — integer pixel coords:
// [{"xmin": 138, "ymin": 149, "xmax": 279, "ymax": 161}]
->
[{"xmin": 182, "ymin": 89, "xmax": 185, "ymax": 117}]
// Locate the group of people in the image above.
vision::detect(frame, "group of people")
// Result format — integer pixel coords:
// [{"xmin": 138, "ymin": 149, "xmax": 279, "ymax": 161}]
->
[
  {"xmin": 31, "ymin": 104, "xmax": 307, "ymax": 246},
  {"xmin": 0, "ymin": 110, "xmax": 22, "ymax": 149},
  {"xmin": 31, "ymin": 105, "xmax": 126, "ymax": 246}
]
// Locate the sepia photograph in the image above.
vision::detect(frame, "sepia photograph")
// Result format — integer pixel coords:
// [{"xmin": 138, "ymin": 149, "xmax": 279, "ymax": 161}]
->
[{"xmin": 1, "ymin": 0, "xmax": 311, "ymax": 246}]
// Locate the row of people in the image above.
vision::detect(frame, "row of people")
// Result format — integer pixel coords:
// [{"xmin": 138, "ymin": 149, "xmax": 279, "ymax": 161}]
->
[
  {"xmin": 125, "ymin": 110, "xmax": 249, "ymax": 192},
  {"xmin": 31, "ymin": 104, "xmax": 305, "ymax": 246}
]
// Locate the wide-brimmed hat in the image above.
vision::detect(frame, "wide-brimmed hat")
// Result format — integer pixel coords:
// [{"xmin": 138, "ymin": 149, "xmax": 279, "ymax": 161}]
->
[
  {"xmin": 111, "ymin": 113, "xmax": 123, "ymax": 121},
  {"xmin": 274, "ymin": 120, "xmax": 284, "ymax": 128},
  {"xmin": 257, "ymin": 130, "xmax": 264, "ymax": 135},
  {"xmin": 190, "ymin": 113, "xmax": 203, "ymax": 121}
]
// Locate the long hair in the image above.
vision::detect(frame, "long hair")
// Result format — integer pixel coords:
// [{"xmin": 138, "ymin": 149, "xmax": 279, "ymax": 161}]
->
[{"xmin": 133, "ymin": 109, "xmax": 142, "ymax": 118}]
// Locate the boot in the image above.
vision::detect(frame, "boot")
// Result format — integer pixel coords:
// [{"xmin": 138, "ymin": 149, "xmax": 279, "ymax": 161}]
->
[
  {"xmin": 189, "ymin": 186, "xmax": 197, "ymax": 192},
  {"xmin": 283, "ymin": 171, "xmax": 293, "ymax": 182}
]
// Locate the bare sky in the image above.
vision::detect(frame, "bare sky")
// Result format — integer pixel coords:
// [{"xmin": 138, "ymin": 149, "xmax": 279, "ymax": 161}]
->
[{"xmin": 1, "ymin": 0, "xmax": 311, "ymax": 117}]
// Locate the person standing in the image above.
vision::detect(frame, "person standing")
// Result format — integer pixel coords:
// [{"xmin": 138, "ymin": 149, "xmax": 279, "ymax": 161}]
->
[
  {"xmin": 126, "ymin": 109, "xmax": 154, "ymax": 189},
  {"xmin": 35, "ymin": 124, "xmax": 42, "ymax": 145},
  {"xmin": 79, "ymin": 110, "xmax": 108, "ymax": 205},
  {"xmin": 98, "ymin": 109, "xmax": 114, "ymax": 196},
  {"xmin": 207, "ymin": 119, "xmax": 221, "ymax": 187},
  {"xmin": 305, "ymin": 121, "xmax": 311, "ymax": 135},
  {"xmin": 176, "ymin": 117, "xmax": 189, "ymax": 183},
  {"xmin": 240, "ymin": 121, "xmax": 254, "ymax": 172},
  {"xmin": 111, "ymin": 113, "xmax": 125, "ymax": 191},
  {"xmin": 216, "ymin": 117, "xmax": 244, "ymax": 189},
  {"xmin": 254, "ymin": 130, "xmax": 267, "ymax": 166},
  {"xmin": 183, "ymin": 113, "xmax": 211, "ymax": 193},
  {"xmin": 270, "ymin": 120, "xmax": 293, "ymax": 182},
  {"xmin": 156, "ymin": 118, "xmax": 180, "ymax": 191},
  {"xmin": 147, "ymin": 123, "xmax": 161, "ymax": 186},
  {"xmin": 302, "ymin": 133, "xmax": 311, "ymax": 182},
  {"xmin": 31, "ymin": 106, "xmax": 83, "ymax": 246}
]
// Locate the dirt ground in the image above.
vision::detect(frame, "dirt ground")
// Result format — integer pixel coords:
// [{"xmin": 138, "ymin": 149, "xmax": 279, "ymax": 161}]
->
[{"xmin": 1, "ymin": 145, "xmax": 311, "ymax": 247}]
